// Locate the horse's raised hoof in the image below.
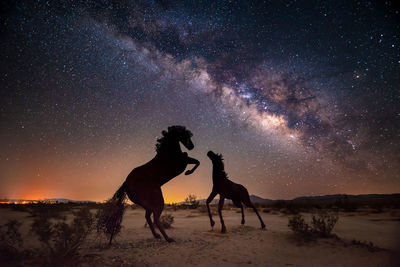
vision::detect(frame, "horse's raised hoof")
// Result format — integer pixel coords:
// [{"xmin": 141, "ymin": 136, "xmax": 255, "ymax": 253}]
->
[
  {"xmin": 166, "ymin": 238, "xmax": 175, "ymax": 243},
  {"xmin": 154, "ymin": 233, "xmax": 161, "ymax": 239},
  {"xmin": 184, "ymin": 170, "xmax": 193, "ymax": 175}
]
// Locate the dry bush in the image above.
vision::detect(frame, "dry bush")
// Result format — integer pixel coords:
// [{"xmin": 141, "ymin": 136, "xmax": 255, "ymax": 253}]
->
[
  {"xmin": 0, "ymin": 220, "xmax": 23, "ymax": 264},
  {"xmin": 95, "ymin": 200, "xmax": 126, "ymax": 246},
  {"xmin": 30, "ymin": 207, "xmax": 94, "ymax": 266},
  {"xmin": 160, "ymin": 214, "xmax": 174, "ymax": 229},
  {"xmin": 288, "ymin": 211, "xmax": 339, "ymax": 238},
  {"xmin": 185, "ymin": 194, "xmax": 199, "ymax": 209},
  {"xmin": 288, "ymin": 215, "xmax": 311, "ymax": 235},
  {"xmin": 311, "ymin": 212, "xmax": 339, "ymax": 237},
  {"xmin": 144, "ymin": 214, "xmax": 175, "ymax": 229}
]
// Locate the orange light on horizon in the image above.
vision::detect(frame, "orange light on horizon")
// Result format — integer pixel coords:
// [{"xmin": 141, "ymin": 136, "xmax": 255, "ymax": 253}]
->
[{"xmin": 163, "ymin": 195, "xmax": 184, "ymax": 204}]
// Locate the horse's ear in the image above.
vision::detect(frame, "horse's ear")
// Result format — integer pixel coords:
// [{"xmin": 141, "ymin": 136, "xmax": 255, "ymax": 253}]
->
[{"xmin": 162, "ymin": 130, "xmax": 167, "ymax": 136}]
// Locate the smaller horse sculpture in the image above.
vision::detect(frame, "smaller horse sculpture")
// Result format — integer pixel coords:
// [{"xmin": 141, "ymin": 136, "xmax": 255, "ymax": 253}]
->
[{"xmin": 206, "ymin": 151, "xmax": 266, "ymax": 233}]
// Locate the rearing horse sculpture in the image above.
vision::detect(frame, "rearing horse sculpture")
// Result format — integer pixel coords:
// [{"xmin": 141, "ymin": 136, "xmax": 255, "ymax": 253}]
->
[
  {"xmin": 108, "ymin": 126, "xmax": 200, "ymax": 243},
  {"xmin": 206, "ymin": 151, "xmax": 265, "ymax": 233}
]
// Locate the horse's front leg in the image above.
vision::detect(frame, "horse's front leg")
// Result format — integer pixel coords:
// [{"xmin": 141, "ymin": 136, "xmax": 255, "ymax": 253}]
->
[
  {"xmin": 206, "ymin": 190, "xmax": 217, "ymax": 229},
  {"xmin": 184, "ymin": 156, "xmax": 200, "ymax": 175},
  {"xmin": 218, "ymin": 197, "xmax": 226, "ymax": 233}
]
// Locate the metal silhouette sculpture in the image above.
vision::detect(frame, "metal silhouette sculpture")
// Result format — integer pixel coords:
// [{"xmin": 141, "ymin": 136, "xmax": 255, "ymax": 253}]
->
[
  {"xmin": 106, "ymin": 126, "xmax": 200, "ymax": 243},
  {"xmin": 206, "ymin": 151, "xmax": 266, "ymax": 233}
]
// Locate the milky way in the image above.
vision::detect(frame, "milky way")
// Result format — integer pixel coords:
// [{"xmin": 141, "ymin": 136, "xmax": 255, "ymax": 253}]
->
[{"xmin": 1, "ymin": 1, "xmax": 399, "ymax": 201}]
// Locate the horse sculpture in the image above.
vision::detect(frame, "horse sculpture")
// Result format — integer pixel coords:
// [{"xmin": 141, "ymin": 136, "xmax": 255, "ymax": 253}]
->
[
  {"xmin": 107, "ymin": 126, "xmax": 200, "ymax": 243},
  {"xmin": 206, "ymin": 151, "xmax": 265, "ymax": 233}
]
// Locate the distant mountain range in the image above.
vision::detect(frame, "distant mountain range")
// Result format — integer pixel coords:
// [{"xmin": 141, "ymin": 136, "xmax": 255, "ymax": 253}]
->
[{"xmin": 192, "ymin": 193, "xmax": 400, "ymax": 206}]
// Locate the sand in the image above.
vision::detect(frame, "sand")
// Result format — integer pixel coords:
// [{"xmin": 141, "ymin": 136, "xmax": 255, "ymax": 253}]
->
[{"xmin": 1, "ymin": 207, "xmax": 399, "ymax": 266}]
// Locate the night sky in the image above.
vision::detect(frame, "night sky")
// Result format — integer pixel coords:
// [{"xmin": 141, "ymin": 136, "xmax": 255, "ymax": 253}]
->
[{"xmin": 1, "ymin": 0, "xmax": 399, "ymax": 202}]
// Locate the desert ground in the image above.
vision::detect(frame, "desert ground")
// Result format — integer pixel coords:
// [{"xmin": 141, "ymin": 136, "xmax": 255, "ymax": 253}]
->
[{"xmin": 1, "ymin": 205, "xmax": 399, "ymax": 266}]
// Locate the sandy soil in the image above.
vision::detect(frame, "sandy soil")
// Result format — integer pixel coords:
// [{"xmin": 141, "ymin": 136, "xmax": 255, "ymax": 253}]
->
[{"xmin": 1, "ymin": 207, "xmax": 399, "ymax": 266}]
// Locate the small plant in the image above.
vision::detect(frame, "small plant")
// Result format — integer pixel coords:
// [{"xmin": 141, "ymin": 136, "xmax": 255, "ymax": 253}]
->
[
  {"xmin": 30, "ymin": 207, "xmax": 94, "ymax": 266},
  {"xmin": 311, "ymin": 211, "xmax": 339, "ymax": 237},
  {"xmin": 288, "ymin": 215, "xmax": 311, "ymax": 235},
  {"xmin": 185, "ymin": 194, "xmax": 199, "ymax": 209},
  {"xmin": 288, "ymin": 211, "xmax": 339, "ymax": 238},
  {"xmin": 96, "ymin": 199, "xmax": 126, "ymax": 246},
  {"xmin": 160, "ymin": 214, "xmax": 174, "ymax": 229}
]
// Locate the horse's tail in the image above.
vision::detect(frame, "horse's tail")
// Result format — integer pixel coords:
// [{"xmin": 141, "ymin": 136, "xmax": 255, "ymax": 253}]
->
[
  {"xmin": 96, "ymin": 182, "xmax": 127, "ymax": 246},
  {"xmin": 112, "ymin": 182, "xmax": 127, "ymax": 207}
]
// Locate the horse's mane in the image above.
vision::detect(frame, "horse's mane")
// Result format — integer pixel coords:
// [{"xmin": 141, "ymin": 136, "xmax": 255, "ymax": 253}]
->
[
  {"xmin": 155, "ymin": 125, "xmax": 193, "ymax": 153},
  {"xmin": 215, "ymin": 153, "xmax": 229, "ymax": 179}
]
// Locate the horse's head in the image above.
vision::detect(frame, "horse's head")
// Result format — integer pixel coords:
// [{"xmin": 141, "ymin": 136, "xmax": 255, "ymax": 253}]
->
[
  {"xmin": 170, "ymin": 125, "xmax": 194, "ymax": 150},
  {"xmin": 207, "ymin": 150, "xmax": 224, "ymax": 169},
  {"xmin": 157, "ymin": 126, "xmax": 194, "ymax": 152}
]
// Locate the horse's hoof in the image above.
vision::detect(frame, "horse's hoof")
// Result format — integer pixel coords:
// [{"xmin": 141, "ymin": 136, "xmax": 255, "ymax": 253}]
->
[
  {"xmin": 154, "ymin": 233, "xmax": 161, "ymax": 239},
  {"xmin": 185, "ymin": 170, "xmax": 192, "ymax": 175},
  {"xmin": 221, "ymin": 228, "xmax": 226, "ymax": 233},
  {"xmin": 166, "ymin": 238, "xmax": 175, "ymax": 243},
  {"xmin": 261, "ymin": 224, "xmax": 266, "ymax": 230},
  {"xmin": 210, "ymin": 220, "xmax": 215, "ymax": 227},
  {"xmin": 241, "ymin": 220, "xmax": 245, "ymax": 225}
]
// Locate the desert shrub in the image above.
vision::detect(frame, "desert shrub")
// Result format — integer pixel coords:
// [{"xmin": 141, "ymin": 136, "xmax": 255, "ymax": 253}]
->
[
  {"xmin": 160, "ymin": 214, "xmax": 174, "ymax": 229},
  {"xmin": 0, "ymin": 220, "xmax": 23, "ymax": 263},
  {"xmin": 288, "ymin": 211, "xmax": 339, "ymax": 238},
  {"xmin": 95, "ymin": 199, "xmax": 126, "ymax": 246},
  {"xmin": 144, "ymin": 213, "xmax": 175, "ymax": 229},
  {"xmin": 30, "ymin": 207, "xmax": 94, "ymax": 266},
  {"xmin": 185, "ymin": 194, "xmax": 199, "ymax": 209},
  {"xmin": 311, "ymin": 212, "xmax": 339, "ymax": 237},
  {"xmin": 288, "ymin": 215, "xmax": 311, "ymax": 235}
]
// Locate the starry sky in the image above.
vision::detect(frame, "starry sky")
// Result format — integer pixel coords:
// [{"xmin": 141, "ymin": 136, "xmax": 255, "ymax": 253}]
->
[{"xmin": 1, "ymin": 0, "xmax": 399, "ymax": 202}]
